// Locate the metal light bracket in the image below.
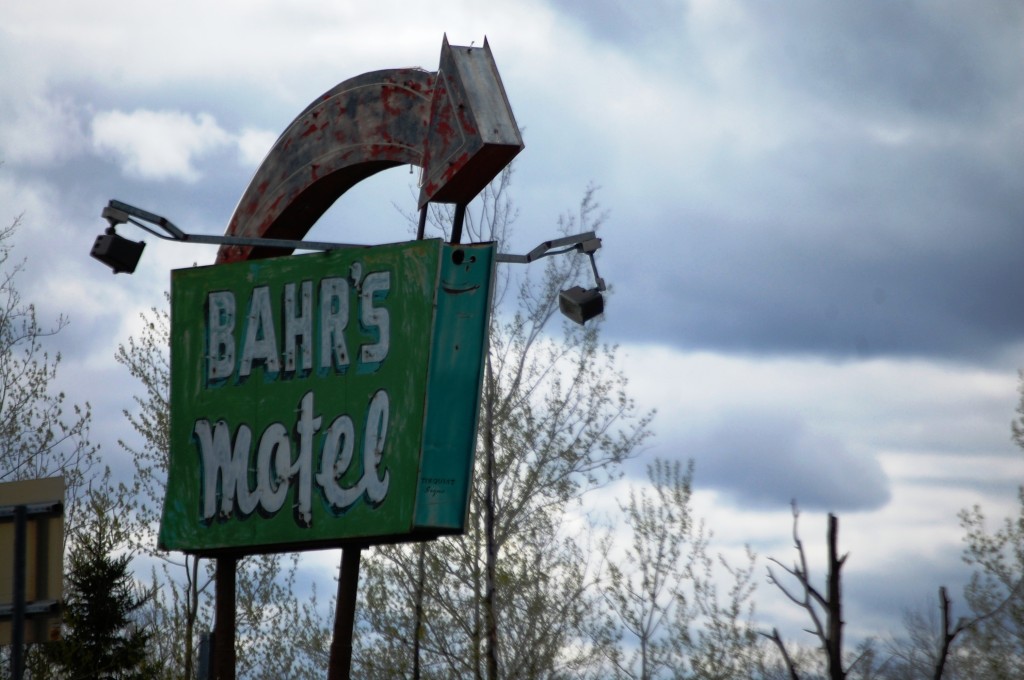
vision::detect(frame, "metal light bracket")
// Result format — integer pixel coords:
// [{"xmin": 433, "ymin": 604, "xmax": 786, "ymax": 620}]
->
[{"xmin": 94, "ymin": 199, "xmax": 607, "ymax": 323}]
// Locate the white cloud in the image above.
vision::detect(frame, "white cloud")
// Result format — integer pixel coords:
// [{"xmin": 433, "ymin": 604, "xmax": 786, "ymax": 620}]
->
[
  {"xmin": 236, "ymin": 128, "xmax": 279, "ymax": 169},
  {"xmin": 621, "ymin": 346, "xmax": 1018, "ymax": 456},
  {"xmin": 0, "ymin": 92, "xmax": 85, "ymax": 166},
  {"xmin": 91, "ymin": 109, "xmax": 232, "ymax": 182},
  {"xmin": 1, "ymin": 0, "xmax": 551, "ymax": 102}
]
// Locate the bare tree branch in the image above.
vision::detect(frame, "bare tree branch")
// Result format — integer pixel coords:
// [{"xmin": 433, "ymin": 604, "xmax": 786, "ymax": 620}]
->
[{"xmin": 766, "ymin": 504, "xmax": 849, "ymax": 680}]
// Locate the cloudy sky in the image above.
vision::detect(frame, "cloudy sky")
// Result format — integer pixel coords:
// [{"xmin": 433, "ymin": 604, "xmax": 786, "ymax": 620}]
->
[{"xmin": 2, "ymin": 0, "xmax": 1023, "ymax": 645}]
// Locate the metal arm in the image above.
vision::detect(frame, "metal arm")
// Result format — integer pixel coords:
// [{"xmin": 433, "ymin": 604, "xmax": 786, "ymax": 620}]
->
[
  {"xmin": 102, "ymin": 200, "xmax": 364, "ymax": 252},
  {"xmin": 95, "ymin": 198, "xmax": 608, "ymax": 323},
  {"xmin": 495, "ymin": 231, "xmax": 606, "ymax": 292},
  {"xmin": 98, "ymin": 200, "xmax": 607, "ymax": 298}
]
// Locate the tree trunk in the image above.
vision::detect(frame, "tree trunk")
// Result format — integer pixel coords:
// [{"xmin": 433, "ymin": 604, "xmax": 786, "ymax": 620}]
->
[
  {"xmin": 484, "ymin": 359, "xmax": 499, "ymax": 680},
  {"xmin": 214, "ymin": 557, "xmax": 236, "ymax": 680},
  {"xmin": 826, "ymin": 514, "xmax": 845, "ymax": 680},
  {"xmin": 413, "ymin": 544, "xmax": 425, "ymax": 680},
  {"xmin": 329, "ymin": 547, "xmax": 362, "ymax": 680},
  {"xmin": 185, "ymin": 556, "xmax": 200, "ymax": 680}
]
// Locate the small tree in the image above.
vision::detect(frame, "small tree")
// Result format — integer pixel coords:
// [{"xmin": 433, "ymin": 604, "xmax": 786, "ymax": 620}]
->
[
  {"xmin": 952, "ymin": 488, "xmax": 1024, "ymax": 679},
  {"xmin": 116, "ymin": 300, "xmax": 207, "ymax": 678},
  {"xmin": 43, "ymin": 492, "xmax": 158, "ymax": 680},
  {"xmin": 766, "ymin": 509, "xmax": 988, "ymax": 680},
  {"xmin": 935, "ymin": 371, "xmax": 1024, "ymax": 679},
  {"xmin": 0, "ymin": 206, "xmax": 100, "ymax": 677},
  {"xmin": 355, "ymin": 174, "xmax": 654, "ymax": 679},
  {"xmin": 0, "ymin": 214, "xmax": 98, "ymax": 527},
  {"xmin": 599, "ymin": 459, "xmax": 762, "ymax": 680}
]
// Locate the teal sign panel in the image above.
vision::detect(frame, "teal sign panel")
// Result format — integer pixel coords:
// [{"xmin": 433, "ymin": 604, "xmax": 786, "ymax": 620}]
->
[{"xmin": 159, "ymin": 239, "xmax": 493, "ymax": 555}]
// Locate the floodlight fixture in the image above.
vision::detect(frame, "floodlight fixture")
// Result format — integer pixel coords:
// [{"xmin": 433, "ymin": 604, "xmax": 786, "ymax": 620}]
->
[
  {"xmin": 559, "ymin": 286, "xmax": 604, "ymax": 325},
  {"xmin": 90, "ymin": 228, "xmax": 146, "ymax": 274},
  {"xmin": 495, "ymin": 231, "xmax": 607, "ymax": 325}
]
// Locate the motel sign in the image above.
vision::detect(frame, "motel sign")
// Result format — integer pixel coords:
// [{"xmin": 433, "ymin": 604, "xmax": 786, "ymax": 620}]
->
[{"xmin": 160, "ymin": 239, "xmax": 494, "ymax": 554}]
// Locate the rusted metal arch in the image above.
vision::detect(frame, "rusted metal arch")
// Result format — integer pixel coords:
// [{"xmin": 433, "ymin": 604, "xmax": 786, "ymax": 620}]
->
[
  {"xmin": 217, "ymin": 37, "xmax": 524, "ymax": 264},
  {"xmin": 216, "ymin": 68, "xmax": 435, "ymax": 263}
]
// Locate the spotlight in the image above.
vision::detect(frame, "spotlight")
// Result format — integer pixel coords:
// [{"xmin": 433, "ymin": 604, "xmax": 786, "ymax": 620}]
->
[
  {"xmin": 493, "ymin": 231, "xmax": 608, "ymax": 324},
  {"xmin": 91, "ymin": 228, "xmax": 145, "ymax": 274},
  {"xmin": 559, "ymin": 286, "xmax": 604, "ymax": 325}
]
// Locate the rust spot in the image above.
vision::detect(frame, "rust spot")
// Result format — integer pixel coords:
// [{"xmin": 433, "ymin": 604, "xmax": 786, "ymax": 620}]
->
[
  {"xmin": 435, "ymin": 119, "xmax": 456, "ymax": 141},
  {"xmin": 380, "ymin": 84, "xmax": 404, "ymax": 117},
  {"xmin": 459, "ymin": 117, "xmax": 478, "ymax": 136}
]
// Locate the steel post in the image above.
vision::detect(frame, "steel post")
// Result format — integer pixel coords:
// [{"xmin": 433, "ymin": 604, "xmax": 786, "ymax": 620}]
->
[
  {"xmin": 328, "ymin": 546, "xmax": 362, "ymax": 680},
  {"xmin": 11, "ymin": 505, "xmax": 26, "ymax": 680},
  {"xmin": 214, "ymin": 558, "xmax": 236, "ymax": 680}
]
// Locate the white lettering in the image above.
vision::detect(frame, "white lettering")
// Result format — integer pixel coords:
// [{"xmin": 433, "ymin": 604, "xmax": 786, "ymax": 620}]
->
[
  {"xmin": 204, "ymin": 265, "xmax": 395, "ymax": 385},
  {"xmin": 193, "ymin": 390, "xmax": 392, "ymax": 525},
  {"xmin": 283, "ymin": 281, "xmax": 313, "ymax": 374},
  {"xmin": 292, "ymin": 391, "xmax": 321, "ymax": 525},
  {"xmin": 207, "ymin": 291, "xmax": 235, "ymax": 382},
  {"xmin": 319, "ymin": 277, "xmax": 350, "ymax": 371},
  {"xmin": 194, "ymin": 419, "xmax": 251, "ymax": 520},
  {"xmin": 316, "ymin": 414, "xmax": 360, "ymax": 508},
  {"xmin": 362, "ymin": 390, "xmax": 390, "ymax": 504},
  {"xmin": 256, "ymin": 422, "xmax": 290, "ymax": 515},
  {"xmin": 240, "ymin": 286, "xmax": 281, "ymax": 378},
  {"xmin": 359, "ymin": 271, "xmax": 390, "ymax": 364}
]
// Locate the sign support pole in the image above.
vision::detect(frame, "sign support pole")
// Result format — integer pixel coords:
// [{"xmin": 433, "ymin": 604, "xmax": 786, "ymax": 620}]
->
[
  {"xmin": 11, "ymin": 505, "xmax": 26, "ymax": 680},
  {"xmin": 450, "ymin": 203, "xmax": 467, "ymax": 245},
  {"xmin": 214, "ymin": 557, "xmax": 236, "ymax": 680},
  {"xmin": 328, "ymin": 546, "xmax": 363, "ymax": 680}
]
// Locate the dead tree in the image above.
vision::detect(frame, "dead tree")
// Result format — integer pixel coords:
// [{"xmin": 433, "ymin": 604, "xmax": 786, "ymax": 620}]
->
[
  {"xmin": 929, "ymin": 577, "xmax": 1024, "ymax": 680},
  {"xmin": 764, "ymin": 505, "xmax": 848, "ymax": 680},
  {"xmin": 932, "ymin": 586, "xmax": 965, "ymax": 680}
]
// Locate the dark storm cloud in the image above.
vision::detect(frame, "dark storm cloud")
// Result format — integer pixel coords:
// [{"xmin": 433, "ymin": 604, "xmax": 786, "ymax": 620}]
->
[
  {"xmin": 553, "ymin": 0, "xmax": 1021, "ymax": 127},
  {"xmin": 741, "ymin": 0, "xmax": 1023, "ymax": 126},
  {"xmin": 603, "ymin": 124, "xmax": 1024, "ymax": 361},
  {"xmin": 681, "ymin": 409, "xmax": 891, "ymax": 512},
  {"xmin": 592, "ymin": 2, "xmax": 1024, "ymax": 363}
]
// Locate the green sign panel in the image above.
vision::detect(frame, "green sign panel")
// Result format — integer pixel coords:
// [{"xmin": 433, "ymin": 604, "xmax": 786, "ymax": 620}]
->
[{"xmin": 159, "ymin": 239, "xmax": 493, "ymax": 555}]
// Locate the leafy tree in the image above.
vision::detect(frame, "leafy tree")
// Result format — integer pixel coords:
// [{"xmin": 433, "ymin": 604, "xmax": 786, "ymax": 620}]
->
[
  {"xmin": 42, "ymin": 491, "xmax": 158, "ymax": 680},
  {"xmin": 899, "ymin": 371, "xmax": 1024, "ymax": 680},
  {"xmin": 952, "ymin": 487, "xmax": 1024, "ymax": 679},
  {"xmin": 598, "ymin": 459, "xmax": 762, "ymax": 680},
  {"xmin": 0, "ymin": 208, "xmax": 99, "ymax": 676},
  {"xmin": 0, "ymin": 213, "xmax": 98, "ymax": 526},
  {"xmin": 354, "ymin": 174, "xmax": 654, "ymax": 679},
  {"xmin": 115, "ymin": 301, "xmax": 206, "ymax": 679}
]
